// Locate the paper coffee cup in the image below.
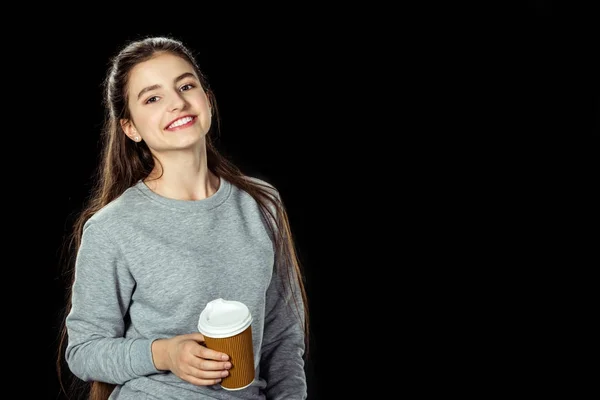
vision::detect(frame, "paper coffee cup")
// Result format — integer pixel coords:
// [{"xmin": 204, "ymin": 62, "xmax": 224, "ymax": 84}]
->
[{"xmin": 198, "ymin": 298, "xmax": 255, "ymax": 390}]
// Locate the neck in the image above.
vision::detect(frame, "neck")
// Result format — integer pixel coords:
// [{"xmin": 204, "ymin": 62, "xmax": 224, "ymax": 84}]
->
[{"xmin": 144, "ymin": 142, "xmax": 219, "ymax": 201}]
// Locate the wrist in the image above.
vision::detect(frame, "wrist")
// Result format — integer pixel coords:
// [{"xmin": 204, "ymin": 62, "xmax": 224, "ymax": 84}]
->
[{"xmin": 151, "ymin": 338, "xmax": 170, "ymax": 371}]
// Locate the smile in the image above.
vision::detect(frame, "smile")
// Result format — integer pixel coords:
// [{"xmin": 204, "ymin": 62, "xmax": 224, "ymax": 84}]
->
[{"xmin": 166, "ymin": 116, "xmax": 196, "ymax": 130}]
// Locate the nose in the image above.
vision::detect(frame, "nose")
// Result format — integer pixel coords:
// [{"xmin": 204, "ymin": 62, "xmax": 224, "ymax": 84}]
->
[{"xmin": 169, "ymin": 92, "xmax": 187, "ymax": 112}]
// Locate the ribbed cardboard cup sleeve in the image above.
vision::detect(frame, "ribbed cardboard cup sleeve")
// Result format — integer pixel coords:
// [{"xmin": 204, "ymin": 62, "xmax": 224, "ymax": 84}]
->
[{"xmin": 203, "ymin": 325, "xmax": 255, "ymax": 390}]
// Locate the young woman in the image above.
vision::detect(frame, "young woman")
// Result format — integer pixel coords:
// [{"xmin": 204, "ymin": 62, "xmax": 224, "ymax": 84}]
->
[{"xmin": 56, "ymin": 36, "xmax": 309, "ymax": 400}]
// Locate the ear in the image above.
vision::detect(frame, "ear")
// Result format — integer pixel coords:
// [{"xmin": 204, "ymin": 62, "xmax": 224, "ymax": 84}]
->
[{"xmin": 120, "ymin": 119, "xmax": 140, "ymax": 142}]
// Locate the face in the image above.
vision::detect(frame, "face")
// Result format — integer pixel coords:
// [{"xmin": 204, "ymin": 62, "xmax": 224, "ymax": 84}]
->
[{"xmin": 121, "ymin": 52, "xmax": 212, "ymax": 153}]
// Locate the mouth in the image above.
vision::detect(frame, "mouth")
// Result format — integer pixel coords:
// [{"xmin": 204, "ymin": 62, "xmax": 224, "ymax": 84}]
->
[{"xmin": 165, "ymin": 115, "xmax": 196, "ymax": 130}]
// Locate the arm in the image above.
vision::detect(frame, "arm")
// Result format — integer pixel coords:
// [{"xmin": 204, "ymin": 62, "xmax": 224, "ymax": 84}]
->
[
  {"xmin": 65, "ymin": 221, "xmax": 160, "ymax": 384},
  {"xmin": 251, "ymin": 178, "xmax": 307, "ymax": 398},
  {"xmin": 259, "ymin": 264, "xmax": 307, "ymax": 400}
]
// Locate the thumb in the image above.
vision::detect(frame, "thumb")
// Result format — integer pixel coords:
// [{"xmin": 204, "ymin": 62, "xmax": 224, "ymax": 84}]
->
[{"xmin": 184, "ymin": 332, "xmax": 206, "ymax": 343}]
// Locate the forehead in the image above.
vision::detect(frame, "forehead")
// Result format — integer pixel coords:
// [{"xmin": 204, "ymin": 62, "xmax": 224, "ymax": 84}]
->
[{"xmin": 128, "ymin": 52, "xmax": 196, "ymax": 89}]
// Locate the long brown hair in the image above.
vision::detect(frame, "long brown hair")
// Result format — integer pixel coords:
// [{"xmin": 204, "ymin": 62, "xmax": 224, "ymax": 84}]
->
[{"xmin": 56, "ymin": 36, "xmax": 309, "ymax": 400}]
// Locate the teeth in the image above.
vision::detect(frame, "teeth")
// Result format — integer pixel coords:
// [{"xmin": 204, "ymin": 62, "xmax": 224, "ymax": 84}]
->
[{"xmin": 168, "ymin": 116, "xmax": 193, "ymax": 128}]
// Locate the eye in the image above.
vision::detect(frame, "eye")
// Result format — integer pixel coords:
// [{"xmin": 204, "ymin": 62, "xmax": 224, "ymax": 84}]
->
[
  {"xmin": 145, "ymin": 96, "xmax": 159, "ymax": 104},
  {"xmin": 180, "ymin": 83, "xmax": 195, "ymax": 91}
]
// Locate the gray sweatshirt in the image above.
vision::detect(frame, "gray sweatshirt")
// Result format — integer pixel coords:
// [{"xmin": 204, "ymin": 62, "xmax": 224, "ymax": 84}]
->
[{"xmin": 65, "ymin": 177, "xmax": 307, "ymax": 400}]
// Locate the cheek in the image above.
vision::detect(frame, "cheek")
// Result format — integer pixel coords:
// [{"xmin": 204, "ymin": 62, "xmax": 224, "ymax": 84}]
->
[
  {"xmin": 200, "ymin": 107, "xmax": 212, "ymax": 127},
  {"xmin": 135, "ymin": 109, "xmax": 163, "ymax": 132},
  {"xmin": 149, "ymin": 113, "xmax": 164, "ymax": 129}
]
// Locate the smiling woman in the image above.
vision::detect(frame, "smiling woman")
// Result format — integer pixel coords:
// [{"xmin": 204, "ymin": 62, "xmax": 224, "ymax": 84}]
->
[{"xmin": 55, "ymin": 36, "xmax": 310, "ymax": 400}]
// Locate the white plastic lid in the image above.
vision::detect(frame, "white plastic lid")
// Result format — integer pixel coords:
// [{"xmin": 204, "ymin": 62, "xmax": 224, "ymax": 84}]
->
[{"xmin": 197, "ymin": 298, "xmax": 253, "ymax": 338}]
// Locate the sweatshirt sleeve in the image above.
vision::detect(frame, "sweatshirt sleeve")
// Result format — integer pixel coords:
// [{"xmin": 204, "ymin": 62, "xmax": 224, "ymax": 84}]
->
[
  {"xmin": 65, "ymin": 220, "xmax": 160, "ymax": 384},
  {"xmin": 259, "ymin": 259, "xmax": 307, "ymax": 399}
]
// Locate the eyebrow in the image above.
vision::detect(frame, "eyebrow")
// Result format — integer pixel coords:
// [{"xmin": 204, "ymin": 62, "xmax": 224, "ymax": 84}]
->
[{"xmin": 136, "ymin": 72, "xmax": 197, "ymax": 100}]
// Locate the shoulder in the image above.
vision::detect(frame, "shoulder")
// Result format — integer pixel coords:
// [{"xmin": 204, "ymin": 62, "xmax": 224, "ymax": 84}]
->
[
  {"xmin": 85, "ymin": 184, "xmax": 145, "ymax": 229},
  {"xmin": 240, "ymin": 174, "xmax": 280, "ymax": 201}
]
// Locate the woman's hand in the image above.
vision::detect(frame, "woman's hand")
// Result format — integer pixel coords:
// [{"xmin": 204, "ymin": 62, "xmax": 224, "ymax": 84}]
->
[{"xmin": 152, "ymin": 333, "xmax": 231, "ymax": 386}]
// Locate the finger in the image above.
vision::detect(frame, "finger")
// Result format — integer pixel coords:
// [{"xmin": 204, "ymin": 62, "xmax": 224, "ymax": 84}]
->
[
  {"xmin": 194, "ymin": 358, "xmax": 232, "ymax": 372},
  {"xmin": 186, "ymin": 367, "xmax": 229, "ymax": 382},
  {"xmin": 183, "ymin": 373, "xmax": 225, "ymax": 387},
  {"xmin": 197, "ymin": 345, "xmax": 229, "ymax": 361}
]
